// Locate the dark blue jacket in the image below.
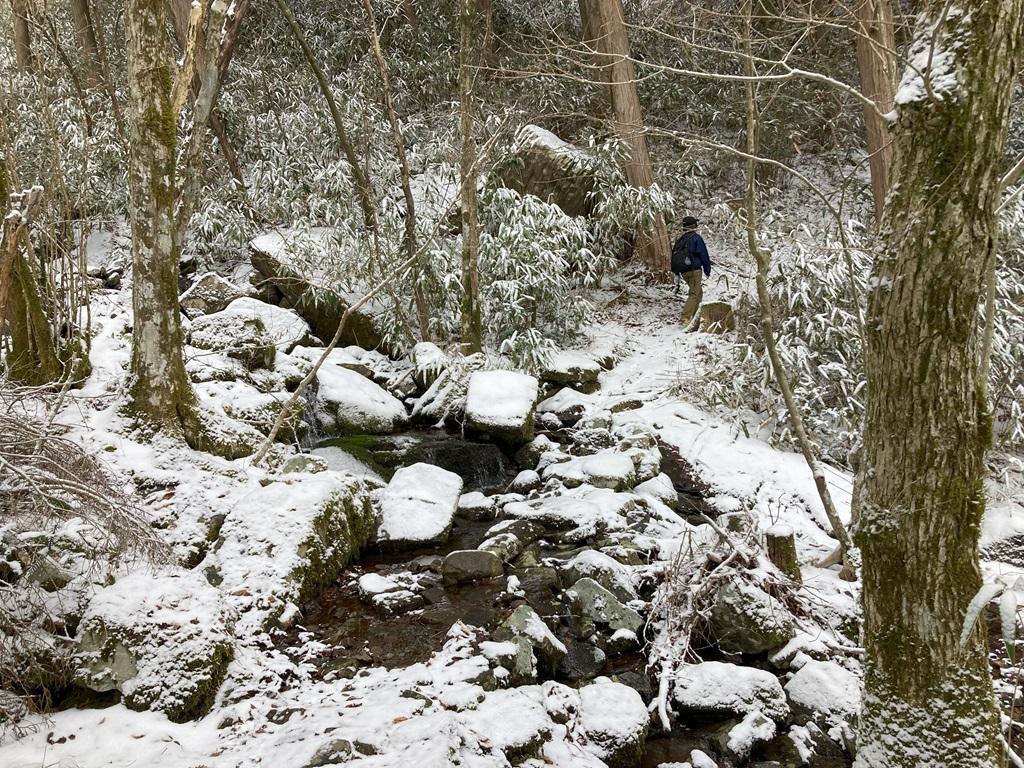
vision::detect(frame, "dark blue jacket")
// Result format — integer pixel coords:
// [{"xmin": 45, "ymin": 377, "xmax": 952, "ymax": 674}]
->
[{"xmin": 671, "ymin": 231, "xmax": 711, "ymax": 277}]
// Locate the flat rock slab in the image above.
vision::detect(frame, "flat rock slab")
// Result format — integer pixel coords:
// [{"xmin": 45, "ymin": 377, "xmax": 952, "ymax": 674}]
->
[
  {"xmin": 377, "ymin": 463, "xmax": 464, "ymax": 549},
  {"xmin": 465, "ymin": 370, "xmax": 539, "ymax": 445}
]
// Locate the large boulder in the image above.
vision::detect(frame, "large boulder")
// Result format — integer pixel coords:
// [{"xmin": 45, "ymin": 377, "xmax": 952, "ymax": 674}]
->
[
  {"xmin": 709, "ymin": 581, "xmax": 796, "ymax": 656},
  {"xmin": 441, "ymin": 549, "xmax": 503, "ymax": 585},
  {"xmin": 220, "ymin": 297, "xmax": 314, "ymax": 351},
  {"xmin": 543, "ymin": 449, "xmax": 637, "ymax": 491},
  {"xmin": 673, "ymin": 661, "xmax": 789, "ymax": 722},
  {"xmin": 74, "ymin": 570, "xmax": 235, "ymax": 722},
  {"xmin": 203, "ymin": 473, "xmax": 376, "ymax": 624},
  {"xmin": 187, "ymin": 310, "xmax": 276, "ymax": 371},
  {"xmin": 303, "ymin": 350, "xmax": 408, "ymax": 434},
  {"xmin": 249, "ymin": 229, "xmax": 389, "ymax": 350},
  {"xmin": 495, "ymin": 125, "xmax": 600, "ymax": 218},
  {"xmin": 563, "ymin": 549, "xmax": 637, "ymax": 602},
  {"xmin": 565, "ymin": 577, "xmax": 643, "ymax": 638},
  {"xmin": 497, "ymin": 604, "xmax": 567, "ymax": 675},
  {"xmin": 376, "ymin": 463, "xmax": 464, "ymax": 549},
  {"xmin": 465, "ymin": 370, "xmax": 539, "ymax": 445}
]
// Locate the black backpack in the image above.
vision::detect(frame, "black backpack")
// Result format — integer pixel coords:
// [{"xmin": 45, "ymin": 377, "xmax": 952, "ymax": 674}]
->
[{"xmin": 671, "ymin": 232, "xmax": 698, "ymax": 274}]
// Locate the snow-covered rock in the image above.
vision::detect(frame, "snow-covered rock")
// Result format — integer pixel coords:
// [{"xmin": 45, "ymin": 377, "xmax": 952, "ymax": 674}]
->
[
  {"xmin": 563, "ymin": 549, "xmax": 637, "ymax": 602},
  {"xmin": 634, "ymin": 472, "xmax": 678, "ymax": 509},
  {"xmin": 194, "ymin": 380, "xmax": 305, "ymax": 442},
  {"xmin": 784, "ymin": 659, "xmax": 860, "ymax": 726},
  {"xmin": 75, "ymin": 570, "xmax": 235, "ymax": 722},
  {"xmin": 411, "ymin": 341, "xmax": 448, "ymax": 388},
  {"xmin": 578, "ymin": 680, "xmax": 649, "ymax": 767},
  {"xmin": 504, "ymin": 486, "xmax": 638, "ymax": 537},
  {"xmin": 203, "ymin": 473, "xmax": 376, "ymax": 625},
  {"xmin": 465, "ymin": 370, "xmax": 539, "ymax": 445},
  {"xmin": 536, "ymin": 387, "xmax": 591, "ymax": 425},
  {"xmin": 542, "ymin": 350, "xmax": 603, "ymax": 392},
  {"xmin": 460, "ymin": 687, "xmax": 551, "ymax": 761},
  {"xmin": 220, "ymin": 297, "xmax": 313, "ymax": 351},
  {"xmin": 376, "ymin": 463, "xmax": 463, "ymax": 548},
  {"xmin": 543, "ymin": 449, "xmax": 638, "ymax": 491},
  {"xmin": 179, "ymin": 273, "xmax": 245, "ymax": 318},
  {"xmin": 709, "ymin": 580, "xmax": 796, "ymax": 655},
  {"xmin": 566, "ymin": 577, "xmax": 643, "ymax": 637},
  {"xmin": 673, "ymin": 661, "xmax": 789, "ymax": 722},
  {"xmin": 498, "ymin": 604, "xmax": 567, "ymax": 674},
  {"xmin": 187, "ymin": 309, "xmax": 276, "ymax": 371},
  {"xmin": 310, "ymin": 355, "xmax": 408, "ymax": 435}
]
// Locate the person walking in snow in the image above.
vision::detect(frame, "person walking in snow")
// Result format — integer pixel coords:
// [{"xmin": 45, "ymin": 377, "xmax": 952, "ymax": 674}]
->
[{"xmin": 671, "ymin": 216, "xmax": 711, "ymax": 328}]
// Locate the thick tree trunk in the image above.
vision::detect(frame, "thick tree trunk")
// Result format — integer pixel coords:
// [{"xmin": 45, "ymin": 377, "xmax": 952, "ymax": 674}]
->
[
  {"xmin": 853, "ymin": 0, "xmax": 896, "ymax": 225},
  {"xmin": 6, "ymin": 254, "xmax": 62, "ymax": 385},
  {"xmin": 11, "ymin": 0, "xmax": 33, "ymax": 72},
  {"xmin": 459, "ymin": 0, "xmax": 482, "ymax": 354},
  {"xmin": 855, "ymin": 3, "xmax": 1024, "ymax": 766},
  {"xmin": 70, "ymin": 0, "xmax": 102, "ymax": 87},
  {"xmin": 578, "ymin": 0, "xmax": 670, "ymax": 275},
  {"xmin": 124, "ymin": 0, "xmax": 200, "ymax": 434}
]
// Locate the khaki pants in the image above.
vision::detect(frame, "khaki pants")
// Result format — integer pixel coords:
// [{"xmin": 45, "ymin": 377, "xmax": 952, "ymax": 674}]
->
[{"xmin": 681, "ymin": 270, "xmax": 703, "ymax": 324}]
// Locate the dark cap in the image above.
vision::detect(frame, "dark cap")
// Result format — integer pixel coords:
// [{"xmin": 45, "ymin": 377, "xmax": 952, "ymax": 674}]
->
[{"xmin": 681, "ymin": 216, "xmax": 700, "ymax": 229}]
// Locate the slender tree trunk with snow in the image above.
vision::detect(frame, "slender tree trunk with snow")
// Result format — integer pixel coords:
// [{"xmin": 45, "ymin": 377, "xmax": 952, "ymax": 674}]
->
[
  {"xmin": 853, "ymin": 0, "xmax": 896, "ymax": 225},
  {"xmin": 578, "ymin": 0, "xmax": 670, "ymax": 275},
  {"xmin": 459, "ymin": 0, "xmax": 482, "ymax": 354},
  {"xmin": 855, "ymin": 3, "xmax": 1024, "ymax": 766},
  {"xmin": 11, "ymin": 0, "xmax": 33, "ymax": 72},
  {"xmin": 124, "ymin": 0, "xmax": 201, "ymax": 436}
]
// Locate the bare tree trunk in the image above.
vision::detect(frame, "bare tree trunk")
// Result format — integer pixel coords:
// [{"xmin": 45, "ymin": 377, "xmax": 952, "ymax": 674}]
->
[
  {"xmin": 11, "ymin": 0, "xmax": 34, "ymax": 72},
  {"xmin": 741, "ymin": 2, "xmax": 853, "ymax": 576},
  {"xmin": 578, "ymin": 0, "xmax": 670, "ymax": 275},
  {"xmin": 90, "ymin": 0, "xmax": 128, "ymax": 146},
  {"xmin": 0, "ymin": 186, "xmax": 43, "ymax": 336},
  {"xmin": 124, "ymin": 0, "xmax": 202, "ymax": 438},
  {"xmin": 855, "ymin": 3, "xmax": 1024, "ymax": 765},
  {"xmin": 70, "ymin": 0, "xmax": 102, "ymax": 87},
  {"xmin": 853, "ymin": 0, "xmax": 896, "ymax": 225},
  {"xmin": 361, "ymin": 0, "xmax": 432, "ymax": 342},
  {"xmin": 459, "ymin": 0, "xmax": 482, "ymax": 354},
  {"xmin": 273, "ymin": 0, "xmax": 377, "ymax": 232}
]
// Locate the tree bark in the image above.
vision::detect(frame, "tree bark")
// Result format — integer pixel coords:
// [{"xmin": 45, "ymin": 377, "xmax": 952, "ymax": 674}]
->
[
  {"xmin": 766, "ymin": 524, "xmax": 801, "ymax": 583},
  {"xmin": 855, "ymin": 3, "xmax": 1024, "ymax": 766},
  {"xmin": 124, "ymin": 0, "xmax": 200, "ymax": 435},
  {"xmin": 853, "ymin": 0, "xmax": 896, "ymax": 225},
  {"xmin": 578, "ymin": 0, "xmax": 670, "ymax": 275},
  {"xmin": 459, "ymin": 0, "xmax": 482, "ymax": 354},
  {"xmin": 70, "ymin": 0, "xmax": 102, "ymax": 87},
  {"xmin": 11, "ymin": 0, "xmax": 33, "ymax": 72}
]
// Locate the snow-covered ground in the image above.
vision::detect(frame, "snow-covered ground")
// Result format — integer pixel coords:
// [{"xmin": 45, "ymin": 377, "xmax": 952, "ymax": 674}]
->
[{"xmin": 3, "ymin": 254, "xmax": 1022, "ymax": 768}]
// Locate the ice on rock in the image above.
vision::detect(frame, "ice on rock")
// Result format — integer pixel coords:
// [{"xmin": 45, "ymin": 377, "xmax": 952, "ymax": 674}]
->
[
  {"xmin": 465, "ymin": 370, "xmax": 539, "ymax": 444},
  {"xmin": 377, "ymin": 463, "xmax": 464, "ymax": 548},
  {"xmin": 673, "ymin": 661, "xmax": 789, "ymax": 722}
]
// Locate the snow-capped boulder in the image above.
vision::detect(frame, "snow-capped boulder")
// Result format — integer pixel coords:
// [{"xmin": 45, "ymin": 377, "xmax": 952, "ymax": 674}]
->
[
  {"xmin": 496, "ymin": 125, "xmax": 600, "ymax": 218},
  {"xmin": 543, "ymin": 449, "xmax": 638, "ymax": 491},
  {"xmin": 711, "ymin": 709, "xmax": 777, "ymax": 762},
  {"xmin": 505, "ymin": 486, "xmax": 638, "ymax": 536},
  {"xmin": 249, "ymin": 229, "xmax": 389, "ymax": 350},
  {"xmin": 563, "ymin": 549, "xmax": 637, "ymax": 602},
  {"xmin": 411, "ymin": 341, "xmax": 448, "ymax": 389},
  {"xmin": 74, "ymin": 570, "xmax": 235, "ymax": 722},
  {"xmin": 460, "ymin": 687, "xmax": 552, "ymax": 762},
  {"xmin": 709, "ymin": 580, "xmax": 796, "ymax": 655},
  {"xmin": 542, "ymin": 350, "xmax": 602, "ymax": 393},
  {"xmin": 194, "ymin": 380, "xmax": 305, "ymax": 442},
  {"xmin": 673, "ymin": 661, "xmax": 789, "ymax": 722},
  {"xmin": 376, "ymin": 463, "xmax": 463, "ymax": 549},
  {"xmin": 203, "ymin": 473, "xmax": 376, "ymax": 624},
  {"xmin": 634, "ymin": 473, "xmax": 679, "ymax": 509},
  {"xmin": 465, "ymin": 370, "xmax": 539, "ymax": 445},
  {"xmin": 578, "ymin": 680, "xmax": 649, "ymax": 767},
  {"xmin": 312, "ymin": 357, "xmax": 408, "ymax": 435},
  {"xmin": 221, "ymin": 297, "xmax": 313, "ymax": 351},
  {"xmin": 179, "ymin": 272, "xmax": 245, "ymax": 318},
  {"xmin": 478, "ymin": 519, "xmax": 544, "ymax": 562},
  {"xmin": 784, "ymin": 659, "xmax": 860, "ymax": 727},
  {"xmin": 187, "ymin": 309, "xmax": 276, "ymax": 371}
]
